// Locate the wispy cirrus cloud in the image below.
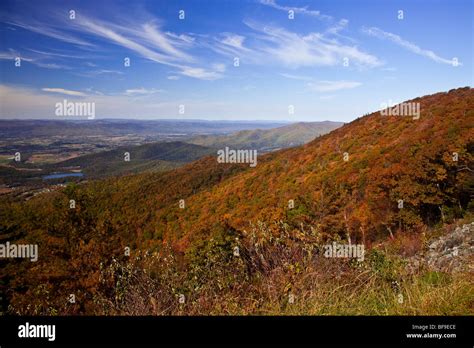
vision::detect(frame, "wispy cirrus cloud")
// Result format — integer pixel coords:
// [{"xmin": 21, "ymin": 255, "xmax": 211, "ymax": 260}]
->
[
  {"xmin": 0, "ymin": 50, "xmax": 32, "ymax": 61},
  {"xmin": 279, "ymin": 73, "xmax": 313, "ymax": 81},
  {"xmin": 124, "ymin": 87, "xmax": 163, "ymax": 96},
  {"xmin": 209, "ymin": 32, "xmax": 256, "ymax": 64},
  {"xmin": 325, "ymin": 19, "xmax": 349, "ymax": 35},
  {"xmin": 4, "ymin": 18, "xmax": 94, "ymax": 47},
  {"xmin": 72, "ymin": 15, "xmax": 228, "ymax": 80},
  {"xmin": 33, "ymin": 62, "xmax": 72, "ymax": 69},
  {"xmin": 72, "ymin": 17, "xmax": 177, "ymax": 65},
  {"xmin": 92, "ymin": 69, "xmax": 124, "ymax": 75},
  {"xmin": 362, "ymin": 27, "xmax": 459, "ymax": 66},
  {"xmin": 220, "ymin": 33, "xmax": 248, "ymax": 50},
  {"xmin": 74, "ymin": 69, "xmax": 125, "ymax": 78},
  {"xmin": 208, "ymin": 3, "xmax": 376, "ymax": 69},
  {"xmin": 41, "ymin": 87, "xmax": 87, "ymax": 96},
  {"xmin": 243, "ymin": 20, "xmax": 382, "ymax": 68},
  {"xmin": 307, "ymin": 80, "xmax": 362, "ymax": 92},
  {"xmin": 26, "ymin": 48, "xmax": 103, "ymax": 62},
  {"xmin": 67, "ymin": 15, "xmax": 226, "ymax": 79},
  {"xmin": 3, "ymin": 10, "xmax": 226, "ymax": 80},
  {"xmin": 179, "ymin": 66, "xmax": 223, "ymax": 80},
  {"xmin": 0, "ymin": 49, "xmax": 72, "ymax": 69},
  {"xmin": 258, "ymin": 0, "xmax": 332, "ymax": 21},
  {"xmin": 141, "ymin": 23, "xmax": 195, "ymax": 62},
  {"xmin": 280, "ymin": 73, "xmax": 362, "ymax": 93}
]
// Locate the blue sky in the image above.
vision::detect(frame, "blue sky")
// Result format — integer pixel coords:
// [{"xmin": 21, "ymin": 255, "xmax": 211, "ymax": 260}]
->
[{"xmin": 0, "ymin": 0, "xmax": 472, "ymax": 121}]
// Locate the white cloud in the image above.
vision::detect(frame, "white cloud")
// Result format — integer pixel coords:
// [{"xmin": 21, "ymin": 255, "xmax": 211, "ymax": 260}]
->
[
  {"xmin": 324, "ymin": 19, "xmax": 357, "ymax": 43},
  {"xmin": 167, "ymin": 75, "xmax": 180, "ymax": 80},
  {"xmin": 92, "ymin": 69, "xmax": 124, "ymax": 75},
  {"xmin": 307, "ymin": 80, "xmax": 362, "ymax": 92},
  {"xmin": 124, "ymin": 88, "xmax": 162, "ymax": 96},
  {"xmin": 280, "ymin": 73, "xmax": 313, "ymax": 81},
  {"xmin": 221, "ymin": 33, "xmax": 247, "ymax": 49},
  {"xmin": 325, "ymin": 19, "xmax": 349, "ymax": 35},
  {"xmin": 41, "ymin": 88, "xmax": 87, "ymax": 96},
  {"xmin": 73, "ymin": 16, "xmax": 231, "ymax": 80},
  {"xmin": 166, "ymin": 32, "xmax": 195, "ymax": 46},
  {"xmin": 5, "ymin": 19, "xmax": 93, "ymax": 47},
  {"xmin": 74, "ymin": 17, "xmax": 174, "ymax": 66},
  {"xmin": 74, "ymin": 69, "xmax": 125, "ymax": 78},
  {"xmin": 362, "ymin": 27, "xmax": 458, "ymax": 65},
  {"xmin": 27, "ymin": 48, "xmax": 90, "ymax": 59},
  {"xmin": 209, "ymin": 33, "xmax": 255, "ymax": 62},
  {"xmin": 0, "ymin": 50, "xmax": 31, "ymax": 61},
  {"xmin": 0, "ymin": 50, "xmax": 71, "ymax": 69},
  {"xmin": 34, "ymin": 62, "xmax": 72, "ymax": 69},
  {"xmin": 259, "ymin": 0, "xmax": 332, "ymax": 20},
  {"xmin": 212, "ymin": 63, "xmax": 226, "ymax": 73},
  {"xmin": 141, "ymin": 22, "xmax": 193, "ymax": 62},
  {"xmin": 74, "ymin": 16, "xmax": 228, "ymax": 80},
  {"xmin": 179, "ymin": 66, "xmax": 223, "ymax": 80},
  {"xmin": 243, "ymin": 20, "xmax": 382, "ymax": 68}
]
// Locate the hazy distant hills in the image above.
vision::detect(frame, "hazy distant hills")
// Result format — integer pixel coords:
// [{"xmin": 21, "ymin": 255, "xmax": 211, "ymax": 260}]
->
[
  {"xmin": 50, "ymin": 141, "xmax": 214, "ymax": 178},
  {"xmin": 0, "ymin": 119, "xmax": 287, "ymax": 138},
  {"xmin": 50, "ymin": 121, "xmax": 342, "ymax": 177},
  {"xmin": 188, "ymin": 121, "xmax": 343, "ymax": 151}
]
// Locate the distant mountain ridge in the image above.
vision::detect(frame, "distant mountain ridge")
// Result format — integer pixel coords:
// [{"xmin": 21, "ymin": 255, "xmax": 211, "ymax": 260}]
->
[
  {"xmin": 0, "ymin": 119, "xmax": 288, "ymax": 138},
  {"xmin": 188, "ymin": 121, "xmax": 343, "ymax": 152}
]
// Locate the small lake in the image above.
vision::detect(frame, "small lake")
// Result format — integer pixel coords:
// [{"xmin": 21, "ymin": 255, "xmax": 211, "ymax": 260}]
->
[{"xmin": 43, "ymin": 173, "xmax": 84, "ymax": 180}]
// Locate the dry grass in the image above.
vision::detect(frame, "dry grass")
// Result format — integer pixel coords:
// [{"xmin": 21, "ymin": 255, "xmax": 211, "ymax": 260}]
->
[{"xmin": 93, "ymin": 221, "xmax": 474, "ymax": 316}]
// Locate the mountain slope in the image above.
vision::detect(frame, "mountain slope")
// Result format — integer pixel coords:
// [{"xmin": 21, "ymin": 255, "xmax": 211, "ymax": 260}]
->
[
  {"xmin": 81, "ymin": 87, "xmax": 472, "ymax": 249},
  {"xmin": 188, "ymin": 121, "xmax": 343, "ymax": 152}
]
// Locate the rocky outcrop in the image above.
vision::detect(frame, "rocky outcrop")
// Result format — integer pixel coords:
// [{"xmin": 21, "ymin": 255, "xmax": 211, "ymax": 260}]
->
[{"xmin": 407, "ymin": 222, "xmax": 474, "ymax": 273}]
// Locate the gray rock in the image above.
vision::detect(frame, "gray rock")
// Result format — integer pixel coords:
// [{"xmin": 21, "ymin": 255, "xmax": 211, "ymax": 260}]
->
[{"xmin": 406, "ymin": 220, "xmax": 474, "ymax": 273}]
